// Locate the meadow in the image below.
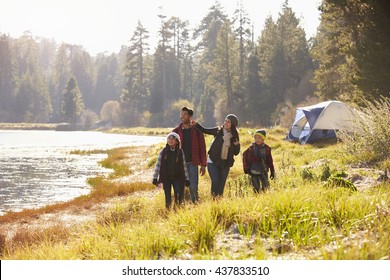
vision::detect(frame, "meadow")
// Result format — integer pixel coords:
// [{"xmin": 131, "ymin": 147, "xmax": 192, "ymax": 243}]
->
[{"xmin": 0, "ymin": 126, "xmax": 389, "ymax": 260}]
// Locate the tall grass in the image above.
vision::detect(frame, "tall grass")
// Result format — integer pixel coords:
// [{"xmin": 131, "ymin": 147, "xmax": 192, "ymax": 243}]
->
[
  {"xmin": 338, "ymin": 96, "xmax": 390, "ymax": 166},
  {"xmin": 4, "ymin": 181, "xmax": 388, "ymax": 260}
]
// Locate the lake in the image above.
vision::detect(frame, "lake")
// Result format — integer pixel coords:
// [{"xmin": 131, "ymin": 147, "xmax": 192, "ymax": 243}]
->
[{"xmin": 0, "ymin": 130, "xmax": 164, "ymax": 215}]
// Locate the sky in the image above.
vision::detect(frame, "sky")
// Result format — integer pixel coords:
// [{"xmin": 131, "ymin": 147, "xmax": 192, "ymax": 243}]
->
[{"xmin": 0, "ymin": 0, "xmax": 322, "ymax": 56}]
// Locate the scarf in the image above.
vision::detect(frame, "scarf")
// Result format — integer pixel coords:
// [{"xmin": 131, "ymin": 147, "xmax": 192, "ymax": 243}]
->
[{"xmin": 221, "ymin": 128, "xmax": 232, "ymax": 160}]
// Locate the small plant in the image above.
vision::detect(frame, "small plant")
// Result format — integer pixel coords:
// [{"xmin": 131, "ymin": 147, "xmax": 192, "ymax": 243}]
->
[
  {"xmin": 320, "ymin": 164, "xmax": 332, "ymax": 181},
  {"xmin": 227, "ymin": 175, "xmax": 252, "ymax": 197},
  {"xmin": 300, "ymin": 167, "xmax": 315, "ymax": 181},
  {"xmin": 325, "ymin": 172, "xmax": 357, "ymax": 191}
]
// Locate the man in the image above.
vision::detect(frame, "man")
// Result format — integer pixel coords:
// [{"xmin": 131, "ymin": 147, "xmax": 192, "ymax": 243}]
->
[{"xmin": 173, "ymin": 106, "xmax": 207, "ymax": 203}]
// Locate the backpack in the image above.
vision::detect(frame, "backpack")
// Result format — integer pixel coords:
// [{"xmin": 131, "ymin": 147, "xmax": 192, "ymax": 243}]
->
[{"xmin": 242, "ymin": 147, "xmax": 250, "ymax": 174}]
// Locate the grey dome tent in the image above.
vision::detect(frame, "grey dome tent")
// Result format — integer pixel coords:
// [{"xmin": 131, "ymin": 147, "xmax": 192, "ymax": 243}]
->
[{"xmin": 286, "ymin": 101, "xmax": 355, "ymax": 144}]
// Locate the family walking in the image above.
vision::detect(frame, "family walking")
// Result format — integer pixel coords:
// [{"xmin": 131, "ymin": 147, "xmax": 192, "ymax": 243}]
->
[{"xmin": 153, "ymin": 106, "xmax": 275, "ymax": 209}]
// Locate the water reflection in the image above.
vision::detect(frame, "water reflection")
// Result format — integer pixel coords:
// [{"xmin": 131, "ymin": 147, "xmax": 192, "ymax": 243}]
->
[{"xmin": 0, "ymin": 130, "xmax": 164, "ymax": 215}]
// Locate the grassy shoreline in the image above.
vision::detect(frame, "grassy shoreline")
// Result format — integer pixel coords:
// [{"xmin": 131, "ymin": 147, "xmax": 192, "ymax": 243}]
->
[
  {"xmin": 0, "ymin": 127, "xmax": 389, "ymax": 260},
  {"xmin": 0, "ymin": 122, "xmax": 58, "ymax": 130}
]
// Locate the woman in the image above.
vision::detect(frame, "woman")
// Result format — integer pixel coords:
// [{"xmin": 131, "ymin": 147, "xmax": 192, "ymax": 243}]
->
[{"xmin": 191, "ymin": 114, "xmax": 240, "ymax": 197}]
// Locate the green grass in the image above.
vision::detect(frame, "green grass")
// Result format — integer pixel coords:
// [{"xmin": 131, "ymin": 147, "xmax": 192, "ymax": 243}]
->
[{"xmin": 1, "ymin": 126, "xmax": 389, "ymax": 260}]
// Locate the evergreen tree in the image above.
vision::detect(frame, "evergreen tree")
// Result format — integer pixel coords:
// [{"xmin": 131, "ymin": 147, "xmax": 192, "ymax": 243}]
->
[
  {"xmin": 150, "ymin": 45, "xmax": 165, "ymax": 115},
  {"xmin": 167, "ymin": 16, "xmax": 193, "ymax": 100},
  {"xmin": 69, "ymin": 46, "xmax": 94, "ymax": 110},
  {"xmin": 149, "ymin": 9, "xmax": 171, "ymax": 119},
  {"xmin": 0, "ymin": 34, "xmax": 16, "ymax": 120},
  {"xmin": 61, "ymin": 76, "xmax": 84, "ymax": 125},
  {"xmin": 92, "ymin": 54, "xmax": 120, "ymax": 112},
  {"xmin": 313, "ymin": 0, "xmax": 390, "ymax": 101},
  {"xmin": 53, "ymin": 44, "xmax": 72, "ymax": 121},
  {"xmin": 353, "ymin": 0, "xmax": 390, "ymax": 99},
  {"xmin": 276, "ymin": 3, "xmax": 312, "ymax": 101},
  {"xmin": 257, "ymin": 3, "xmax": 313, "ymax": 125},
  {"xmin": 150, "ymin": 11, "xmax": 184, "ymax": 123},
  {"xmin": 122, "ymin": 21, "xmax": 150, "ymax": 112},
  {"xmin": 95, "ymin": 53, "xmax": 120, "ymax": 113},
  {"xmin": 311, "ymin": 1, "xmax": 361, "ymax": 101},
  {"xmin": 13, "ymin": 33, "xmax": 52, "ymax": 122},
  {"xmin": 233, "ymin": 0, "xmax": 252, "ymax": 89},
  {"xmin": 213, "ymin": 20, "xmax": 239, "ymax": 119},
  {"xmin": 193, "ymin": 1, "xmax": 228, "ymax": 125},
  {"xmin": 244, "ymin": 52, "xmax": 263, "ymax": 125},
  {"xmin": 257, "ymin": 16, "xmax": 279, "ymax": 124}
]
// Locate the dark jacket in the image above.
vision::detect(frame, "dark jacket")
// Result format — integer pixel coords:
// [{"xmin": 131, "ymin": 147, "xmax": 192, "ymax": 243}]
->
[
  {"xmin": 153, "ymin": 146, "xmax": 189, "ymax": 186},
  {"xmin": 173, "ymin": 124, "xmax": 207, "ymax": 166},
  {"xmin": 243, "ymin": 142, "xmax": 274, "ymax": 175},
  {"xmin": 195, "ymin": 123, "xmax": 240, "ymax": 167}
]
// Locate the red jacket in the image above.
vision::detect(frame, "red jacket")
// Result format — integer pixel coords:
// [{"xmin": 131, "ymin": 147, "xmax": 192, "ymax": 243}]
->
[
  {"xmin": 173, "ymin": 124, "xmax": 207, "ymax": 166},
  {"xmin": 243, "ymin": 143, "xmax": 274, "ymax": 175}
]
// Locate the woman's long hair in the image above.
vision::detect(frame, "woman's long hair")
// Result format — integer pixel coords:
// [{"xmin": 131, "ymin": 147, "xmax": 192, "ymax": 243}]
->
[
  {"xmin": 221, "ymin": 123, "xmax": 239, "ymax": 142},
  {"xmin": 231, "ymin": 125, "xmax": 239, "ymax": 142}
]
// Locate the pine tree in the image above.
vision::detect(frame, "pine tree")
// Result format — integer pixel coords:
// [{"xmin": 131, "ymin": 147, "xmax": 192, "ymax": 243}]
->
[
  {"xmin": 213, "ymin": 20, "xmax": 239, "ymax": 119},
  {"xmin": 122, "ymin": 21, "xmax": 150, "ymax": 112},
  {"xmin": 311, "ymin": 1, "xmax": 361, "ymax": 101},
  {"xmin": 0, "ymin": 34, "xmax": 16, "ymax": 120},
  {"xmin": 257, "ymin": 3, "xmax": 313, "ymax": 125},
  {"xmin": 69, "ymin": 46, "xmax": 94, "ymax": 110},
  {"xmin": 61, "ymin": 76, "xmax": 84, "ymax": 125},
  {"xmin": 321, "ymin": 0, "xmax": 390, "ymax": 100},
  {"xmin": 245, "ymin": 52, "xmax": 263, "ymax": 125},
  {"xmin": 193, "ymin": 1, "xmax": 228, "ymax": 125},
  {"xmin": 53, "ymin": 44, "xmax": 72, "ymax": 121},
  {"xmin": 232, "ymin": 0, "xmax": 252, "ymax": 89},
  {"xmin": 94, "ymin": 53, "xmax": 120, "ymax": 113},
  {"xmin": 13, "ymin": 33, "xmax": 52, "ymax": 122}
]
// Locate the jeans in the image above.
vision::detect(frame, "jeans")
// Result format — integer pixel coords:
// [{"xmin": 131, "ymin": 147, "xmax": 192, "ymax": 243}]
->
[
  {"xmin": 163, "ymin": 178, "xmax": 184, "ymax": 209},
  {"xmin": 207, "ymin": 162, "xmax": 230, "ymax": 197},
  {"xmin": 251, "ymin": 173, "xmax": 269, "ymax": 193},
  {"xmin": 187, "ymin": 163, "xmax": 199, "ymax": 203}
]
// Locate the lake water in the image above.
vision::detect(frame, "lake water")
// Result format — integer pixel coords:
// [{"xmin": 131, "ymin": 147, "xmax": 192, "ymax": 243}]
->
[{"xmin": 0, "ymin": 130, "xmax": 165, "ymax": 215}]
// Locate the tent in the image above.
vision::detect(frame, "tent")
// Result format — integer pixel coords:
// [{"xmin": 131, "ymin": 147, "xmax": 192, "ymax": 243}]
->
[{"xmin": 286, "ymin": 101, "xmax": 356, "ymax": 144}]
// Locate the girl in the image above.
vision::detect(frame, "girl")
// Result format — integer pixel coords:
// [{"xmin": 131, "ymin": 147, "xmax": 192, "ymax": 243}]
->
[{"xmin": 153, "ymin": 132, "xmax": 190, "ymax": 209}]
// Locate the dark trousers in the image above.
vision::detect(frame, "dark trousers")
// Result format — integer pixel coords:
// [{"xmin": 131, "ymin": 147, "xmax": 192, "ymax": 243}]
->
[
  {"xmin": 207, "ymin": 162, "xmax": 230, "ymax": 197},
  {"xmin": 163, "ymin": 178, "xmax": 184, "ymax": 209},
  {"xmin": 251, "ymin": 173, "xmax": 269, "ymax": 193}
]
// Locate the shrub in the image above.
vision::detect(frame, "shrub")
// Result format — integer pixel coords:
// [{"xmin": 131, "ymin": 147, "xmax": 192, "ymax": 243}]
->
[
  {"xmin": 300, "ymin": 167, "xmax": 315, "ymax": 181},
  {"xmin": 320, "ymin": 164, "xmax": 332, "ymax": 181},
  {"xmin": 325, "ymin": 172, "xmax": 357, "ymax": 191},
  {"xmin": 338, "ymin": 96, "xmax": 390, "ymax": 164}
]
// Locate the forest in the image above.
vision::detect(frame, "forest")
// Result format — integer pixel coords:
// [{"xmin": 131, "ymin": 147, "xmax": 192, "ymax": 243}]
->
[{"xmin": 0, "ymin": 0, "xmax": 389, "ymax": 128}]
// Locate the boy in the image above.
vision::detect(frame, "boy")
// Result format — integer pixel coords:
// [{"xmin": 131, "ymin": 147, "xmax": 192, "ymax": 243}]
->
[
  {"xmin": 153, "ymin": 132, "xmax": 190, "ymax": 209},
  {"xmin": 243, "ymin": 129, "xmax": 275, "ymax": 193}
]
